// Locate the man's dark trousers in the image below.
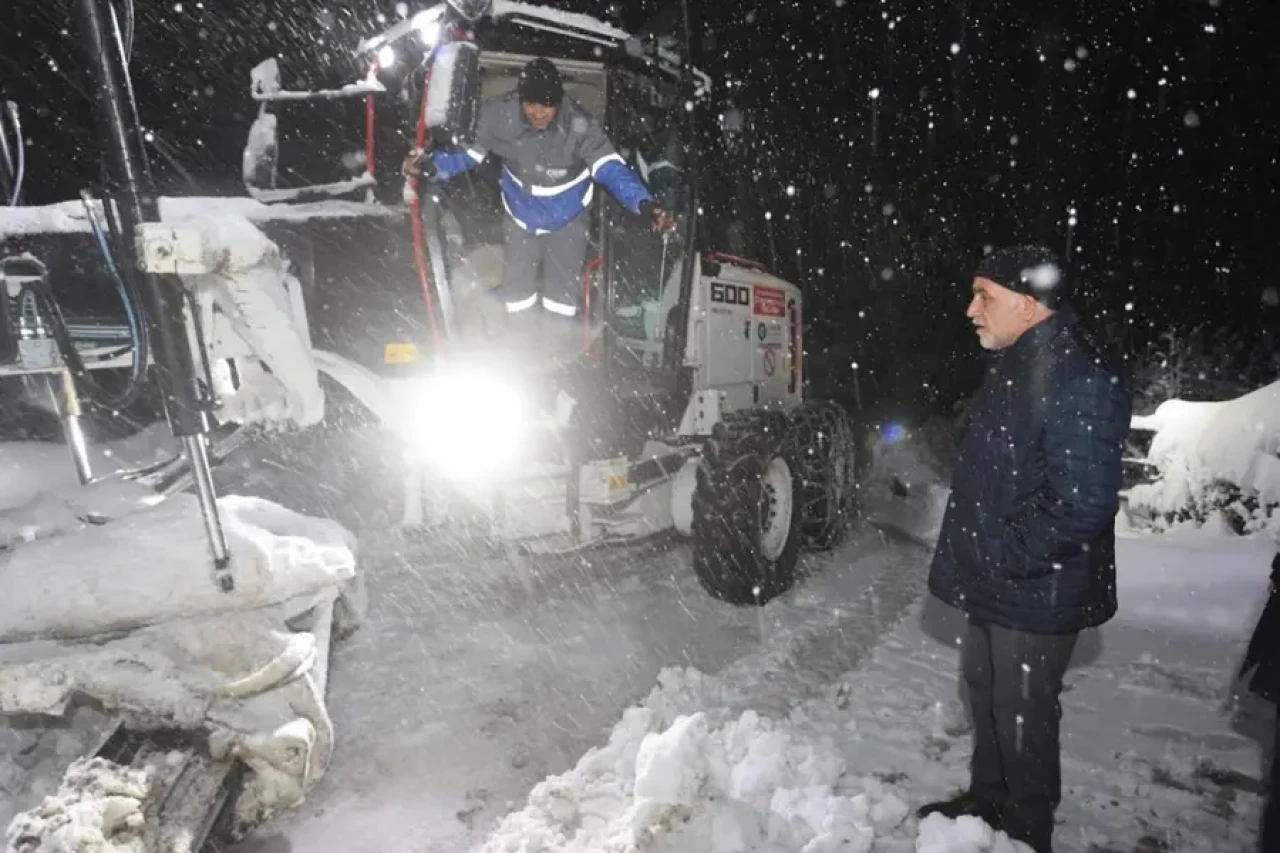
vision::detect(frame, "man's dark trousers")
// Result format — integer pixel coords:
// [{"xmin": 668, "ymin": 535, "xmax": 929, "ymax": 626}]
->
[
  {"xmin": 963, "ymin": 615, "xmax": 1079, "ymax": 852},
  {"xmin": 500, "ymin": 212, "xmax": 590, "ymax": 314}
]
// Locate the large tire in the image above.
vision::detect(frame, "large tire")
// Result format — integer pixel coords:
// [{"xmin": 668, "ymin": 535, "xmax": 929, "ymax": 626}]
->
[
  {"xmin": 790, "ymin": 399, "xmax": 860, "ymax": 551},
  {"xmin": 691, "ymin": 414, "xmax": 804, "ymax": 606}
]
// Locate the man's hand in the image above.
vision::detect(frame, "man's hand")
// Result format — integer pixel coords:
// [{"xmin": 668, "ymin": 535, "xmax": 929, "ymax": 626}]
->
[
  {"xmin": 401, "ymin": 148, "xmax": 435, "ymax": 179},
  {"xmin": 639, "ymin": 199, "xmax": 677, "ymax": 233}
]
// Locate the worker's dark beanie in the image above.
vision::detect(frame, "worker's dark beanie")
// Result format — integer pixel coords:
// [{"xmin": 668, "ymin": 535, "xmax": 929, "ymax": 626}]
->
[
  {"xmin": 974, "ymin": 244, "xmax": 1071, "ymax": 309},
  {"xmin": 518, "ymin": 58, "xmax": 563, "ymax": 106}
]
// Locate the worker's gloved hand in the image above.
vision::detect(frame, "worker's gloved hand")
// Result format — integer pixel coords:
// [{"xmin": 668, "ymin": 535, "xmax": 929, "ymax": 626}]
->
[
  {"xmin": 639, "ymin": 199, "xmax": 676, "ymax": 233},
  {"xmin": 402, "ymin": 148, "xmax": 437, "ymax": 180}
]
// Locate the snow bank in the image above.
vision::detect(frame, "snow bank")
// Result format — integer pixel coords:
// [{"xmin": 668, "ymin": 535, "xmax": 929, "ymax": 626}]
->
[
  {"xmin": 472, "ymin": 665, "xmax": 1046, "ymax": 853},
  {"xmin": 473, "ymin": 668, "xmax": 911, "ymax": 853},
  {"xmin": 1128, "ymin": 380, "xmax": 1280, "ymax": 528},
  {"xmin": 916, "ymin": 814, "xmax": 1033, "ymax": 853},
  {"xmin": 1114, "ymin": 524, "xmax": 1275, "ymax": 640}
]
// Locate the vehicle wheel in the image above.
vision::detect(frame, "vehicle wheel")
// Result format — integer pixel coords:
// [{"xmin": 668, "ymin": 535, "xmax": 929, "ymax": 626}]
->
[
  {"xmin": 691, "ymin": 416, "xmax": 803, "ymax": 605},
  {"xmin": 790, "ymin": 399, "xmax": 859, "ymax": 551}
]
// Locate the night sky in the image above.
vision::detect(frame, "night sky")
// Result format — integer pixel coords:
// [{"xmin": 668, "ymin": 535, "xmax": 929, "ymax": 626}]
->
[{"xmin": 2, "ymin": 0, "xmax": 1278, "ymax": 415}]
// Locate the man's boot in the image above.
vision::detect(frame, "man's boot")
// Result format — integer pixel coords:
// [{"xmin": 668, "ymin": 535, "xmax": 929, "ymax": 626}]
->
[{"xmin": 916, "ymin": 790, "xmax": 1003, "ymax": 828}]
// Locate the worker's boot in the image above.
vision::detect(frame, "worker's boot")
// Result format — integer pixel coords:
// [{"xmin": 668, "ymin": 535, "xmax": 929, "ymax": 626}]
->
[{"xmin": 916, "ymin": 790, "xmax": 1003, "ymax": 829}]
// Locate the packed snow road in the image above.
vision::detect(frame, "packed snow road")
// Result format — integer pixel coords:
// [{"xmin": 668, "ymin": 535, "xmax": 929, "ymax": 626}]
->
[{"xmin": 217, "ymin": 438, "xmax": 933, "ymax": 853}]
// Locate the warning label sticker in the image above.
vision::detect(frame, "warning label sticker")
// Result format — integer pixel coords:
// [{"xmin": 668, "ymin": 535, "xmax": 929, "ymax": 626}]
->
[{"xmin": 753, "ymin": 285, "xmax": 786, "ymax": 317}]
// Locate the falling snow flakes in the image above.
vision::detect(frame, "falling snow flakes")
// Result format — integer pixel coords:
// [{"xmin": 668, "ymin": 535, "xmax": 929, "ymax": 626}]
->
[{"xmin": 1184, "ymin": 109, "xmax": 1201, "ymax": 128}]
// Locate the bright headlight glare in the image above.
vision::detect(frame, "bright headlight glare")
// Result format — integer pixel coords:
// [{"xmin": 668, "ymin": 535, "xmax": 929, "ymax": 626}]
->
[
  {"xmin": 406, "ymin": 367, "xmax": 530, "ymax": 480},
  {"xmin": 413, "ymin": 10, "xmax": 442, "ymax": 44}
]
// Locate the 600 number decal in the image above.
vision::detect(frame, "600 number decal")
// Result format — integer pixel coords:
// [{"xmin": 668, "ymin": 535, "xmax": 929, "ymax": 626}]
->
[{"xmin": 709, "ymin": 281, "xmax": 750, "ymax": 306}]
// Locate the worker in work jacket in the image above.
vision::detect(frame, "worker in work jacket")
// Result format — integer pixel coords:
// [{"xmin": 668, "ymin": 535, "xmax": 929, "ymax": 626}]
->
[{"xmin": 403, "ymin": 57, "xmax": 675, "ymax": 325}]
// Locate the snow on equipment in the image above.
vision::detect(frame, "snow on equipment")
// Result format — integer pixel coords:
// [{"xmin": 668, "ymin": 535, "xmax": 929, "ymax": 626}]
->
[
  {"xmin": 0, "ymin": 0, "xmax": 364, "ymax": 848},
  {"xmin": 0, "ymin": 0, "xmax": 857, "ymax": 844}
]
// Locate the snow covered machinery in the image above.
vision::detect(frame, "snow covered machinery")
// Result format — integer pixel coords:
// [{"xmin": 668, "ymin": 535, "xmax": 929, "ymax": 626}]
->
[
  {"xmin": 0, "ymin": 0, "xmax": 364, "ymax": 847},
  {"xmin": 242, "ymin": 0, "xmax": 861, "ymax": 605}
]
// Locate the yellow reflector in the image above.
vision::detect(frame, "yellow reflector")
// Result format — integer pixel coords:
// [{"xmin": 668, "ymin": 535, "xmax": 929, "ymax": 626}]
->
[{"xmin": 384, "ymin": 343, "xmax": 419, "ymax": 364}]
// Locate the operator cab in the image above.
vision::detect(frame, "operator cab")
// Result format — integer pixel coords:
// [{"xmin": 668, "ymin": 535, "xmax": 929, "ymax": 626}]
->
[
  {"xmin": 414, "ymin": 8, "xmax": 697, "ymax": 383},
  {"xmin": 240, "ymin": 1, "xmax": 701, "ymax": 404}
]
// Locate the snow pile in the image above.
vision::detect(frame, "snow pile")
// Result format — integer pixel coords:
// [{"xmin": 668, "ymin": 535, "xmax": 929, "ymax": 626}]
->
[
  {"xmin": 1127, "ymin": 380, "xmax": 1280, "ymax": 531},
  {"xmin": 0, "ymin": 427, "xmax": 364, "ymax": 840},
  {"xmin": 5, "ymin": 757, "xmax": 154, "ymax": 853},
  {"xmin": 916, "ymin": 814, "xmax": 1033, "ymax": 853},
  {"xmin": 0, "ymin": 493, "xmax": 354, "ymax": 643},
  {"xmin": 473, "ymin": 664, "xmax": 1051, "ymax": 853},
  {"xmin": 473, "ymin": 668, "xmax": 911, "ymax": 853}
]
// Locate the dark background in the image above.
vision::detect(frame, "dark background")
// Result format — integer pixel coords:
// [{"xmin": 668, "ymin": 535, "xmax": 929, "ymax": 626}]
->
[{"xmin": 3, "ymin": 0, "xmax": 1278, "ymax": 422}]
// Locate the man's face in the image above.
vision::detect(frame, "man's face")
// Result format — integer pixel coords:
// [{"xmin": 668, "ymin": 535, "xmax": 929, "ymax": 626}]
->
[
  {"xmin": 522, "ymin": 101, "xmax": 557, "ymax": 131},
  {"xmin": 965, "ymin": 276, "xmax": 1037, "ymax": 350}
]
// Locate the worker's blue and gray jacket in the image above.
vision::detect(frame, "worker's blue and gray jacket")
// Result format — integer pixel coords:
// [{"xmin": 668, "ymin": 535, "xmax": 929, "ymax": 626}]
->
[{"xmin": 430, "ymin": 91, "xmax": 654, "ymax": 236}]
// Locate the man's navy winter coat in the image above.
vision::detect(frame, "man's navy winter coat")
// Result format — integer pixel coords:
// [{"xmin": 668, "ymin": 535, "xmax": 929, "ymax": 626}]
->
[{"xmin": 929, "ymin": 305, "xmax": 1132, "ymax": 635}]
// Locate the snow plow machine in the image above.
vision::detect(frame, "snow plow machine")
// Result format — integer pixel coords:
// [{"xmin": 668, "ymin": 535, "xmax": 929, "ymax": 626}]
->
[{"xmin": 0, "ymin": 0, "xmax": 857, "ymax": 849}]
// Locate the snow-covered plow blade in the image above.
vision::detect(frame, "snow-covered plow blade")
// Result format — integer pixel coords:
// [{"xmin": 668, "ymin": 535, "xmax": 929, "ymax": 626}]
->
[{"xmin": 0, "ymin": 482, "xmax": 365, "ymax": 849}]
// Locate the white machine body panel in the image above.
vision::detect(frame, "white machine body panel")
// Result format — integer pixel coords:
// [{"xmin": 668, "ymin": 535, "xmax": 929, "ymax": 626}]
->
[{"xmin": 683, "ymin": 254, "xmax": 803, "ymax": 431}]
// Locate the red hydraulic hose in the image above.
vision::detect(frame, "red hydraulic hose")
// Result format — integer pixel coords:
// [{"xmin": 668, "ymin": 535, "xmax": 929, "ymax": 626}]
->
[
  {"xmin": 406, "ymin": 60, "xmax": 442, "ymax": 351},
  {"xmin": 364, "ymin": 55, "xmax": 442, "ymax": 350},
  {"xmin": 365, "ymin": 61, "xmax": 378, "ymax": 184}
]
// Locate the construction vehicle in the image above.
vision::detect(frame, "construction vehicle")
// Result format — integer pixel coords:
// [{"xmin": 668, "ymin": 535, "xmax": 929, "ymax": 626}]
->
[{"xmin": 0, "ymin": 0, "xmax": 858, "ymax": 847}]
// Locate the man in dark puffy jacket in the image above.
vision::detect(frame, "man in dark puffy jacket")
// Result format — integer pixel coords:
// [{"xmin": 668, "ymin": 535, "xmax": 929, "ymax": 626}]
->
[
  {"xmin": 1238, "ymin": 546, "xmax": 1280, "ymax": 850},
  {"xmin": 917, "ymin": 245, "xmax": 1132, "ymax": 852},
  {"xmin": 404, "ymin": 57, "xmax": 674, "ymax": 365}
]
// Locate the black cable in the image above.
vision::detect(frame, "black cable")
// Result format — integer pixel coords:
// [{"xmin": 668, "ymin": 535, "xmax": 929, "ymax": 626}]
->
[
  {"xmin": 28, "ymin": 278, "xmax": 146, "ymax": 411},
  {"xmin": 97, "ymin": 191, "xmax": 150, "ymax": 381}
]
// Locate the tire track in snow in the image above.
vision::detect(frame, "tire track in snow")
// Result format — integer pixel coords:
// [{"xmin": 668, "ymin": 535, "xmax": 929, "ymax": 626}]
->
[{"xmin": 704, "ymin": 523, "xmax": 933, "ymax": 718}]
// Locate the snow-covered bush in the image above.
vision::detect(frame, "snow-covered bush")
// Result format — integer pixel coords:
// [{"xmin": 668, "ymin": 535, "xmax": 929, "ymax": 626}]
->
[{"xmin": 1125, "ymin": 380, "xmax": 1280, "ymax": 534}]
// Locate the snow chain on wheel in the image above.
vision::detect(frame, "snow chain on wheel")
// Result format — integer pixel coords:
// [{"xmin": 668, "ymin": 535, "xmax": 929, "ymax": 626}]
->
[
  {"xmin": 789, "ymin": 399, "xmax": 860, "ymax": 551},
  {"xmin": 691, "ymin": 412, "xmax": 804, "ymax": 606}
]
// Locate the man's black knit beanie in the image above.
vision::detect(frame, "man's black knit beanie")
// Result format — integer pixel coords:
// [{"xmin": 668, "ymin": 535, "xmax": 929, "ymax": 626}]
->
[
  {"xmin": 974, "ymin": 244, "xmax": 1071, "ymax": 309},
  {"xmin": 518, "ymin": 58, "xmax": 564, "ymax": 107}
]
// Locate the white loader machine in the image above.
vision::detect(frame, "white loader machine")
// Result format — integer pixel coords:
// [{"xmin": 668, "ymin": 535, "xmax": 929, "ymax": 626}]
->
[{"xmin": 0, "ymin": 0, "xmax": 857, "ymax": 848}]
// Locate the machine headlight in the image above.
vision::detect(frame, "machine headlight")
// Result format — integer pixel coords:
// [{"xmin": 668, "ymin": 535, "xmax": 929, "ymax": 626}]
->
[{"xmin": 403, "ymin": 365, "xmax": 531, "ymax": 481}]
